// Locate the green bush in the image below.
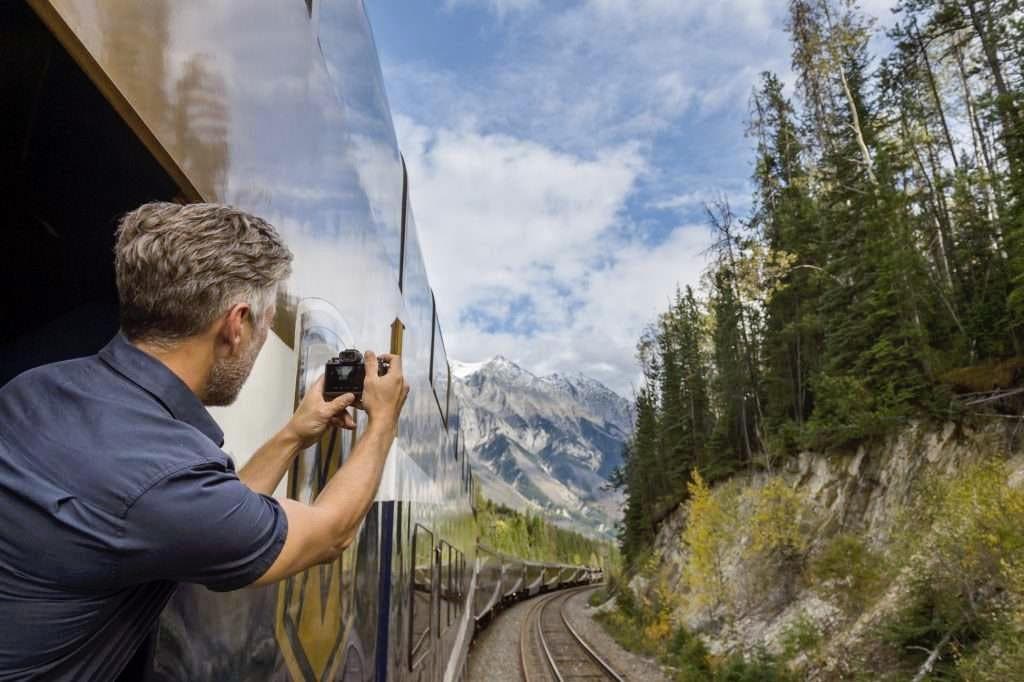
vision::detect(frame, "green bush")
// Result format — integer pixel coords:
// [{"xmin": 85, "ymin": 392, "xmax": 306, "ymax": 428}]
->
[
  {"xmin": 588, "ymin": 587, "xmax": 611, "ymax": 607},
  {"xmin": 875, "ymin": 461, "xmax": 1024, "ymax": 679},
  {"xmin": 778, "ymin": 612, "xmax": 821, "ymax": 662},
  {"xmin": 664, "ymin": 626, "xmax": 713, "ymax": 680},
  {"xmin": 714, "ymin": 648, "xmax": 796, "ymax": 682},
  {"xmin": 810, "ymin": 533, "xmax": 885, "ymax": 613}
]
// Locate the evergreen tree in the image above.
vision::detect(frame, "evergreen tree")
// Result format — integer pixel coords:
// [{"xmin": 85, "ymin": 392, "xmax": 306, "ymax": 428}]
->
[{"xmin": 616, "ymin": 0, "xmax": 1024, "ymax": 560}]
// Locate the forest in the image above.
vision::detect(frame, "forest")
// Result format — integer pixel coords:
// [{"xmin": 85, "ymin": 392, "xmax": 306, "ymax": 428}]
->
[
  {"xmin": 615, "ymin": 0, "xmax": 1024, "ymax": 564},
  {"xmin": 474, "ymin": 493, "xmax": 612, "ymax": 567}
]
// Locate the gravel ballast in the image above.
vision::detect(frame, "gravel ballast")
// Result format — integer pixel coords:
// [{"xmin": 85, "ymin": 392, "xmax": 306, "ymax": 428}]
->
[{"xmin": 466, "ymin": 587, "xmax": 673, "ymax": 682}]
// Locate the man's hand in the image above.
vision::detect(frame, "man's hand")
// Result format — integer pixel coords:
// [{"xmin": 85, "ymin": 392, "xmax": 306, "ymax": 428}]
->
[
  {"xmin": 361, "ymin": 352, "xmax": 409, "ymax": 429},
  {"xmin": 249, "ymin": 353, "xmax": 410, "ymax": 587},
  {"xmin": 285, "ymin": 376, "xmax": 358, "ymax": 450}
]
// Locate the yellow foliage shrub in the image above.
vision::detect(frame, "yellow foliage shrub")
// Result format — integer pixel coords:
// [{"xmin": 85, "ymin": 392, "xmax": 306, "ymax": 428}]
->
[
  {"xmin": 681, "ymin": 469, "xmax": 739, "ymax": 610},
  {"xmin": 747, "ymin": 476, "xmax": 808, "ymax": 557}
]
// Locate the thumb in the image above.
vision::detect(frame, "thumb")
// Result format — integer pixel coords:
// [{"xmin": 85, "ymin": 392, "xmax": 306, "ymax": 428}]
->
[{"xmin": 326, "ymin": 392, "xmax": 356, "ymax": 413}]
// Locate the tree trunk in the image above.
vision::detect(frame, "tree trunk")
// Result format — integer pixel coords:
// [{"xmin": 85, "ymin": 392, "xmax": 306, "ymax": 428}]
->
[
  {"xmin": 914, "ymin": 20, "xmax": 960, "ymax": 170},
  {"xmin": 965, "ymin": 0, "xmax": 1022, "ymax": 177}
]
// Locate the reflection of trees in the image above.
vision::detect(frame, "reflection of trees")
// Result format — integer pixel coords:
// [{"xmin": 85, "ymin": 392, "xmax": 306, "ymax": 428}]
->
[
  {"xmin": 173, "ymin": 55, "xmax": 229, "ymax": 200},
  {"xmin": 100, "ymin": 0, "xmax": 169, "ymax": 125},
  {"xmin": 100, "ymin": 0, "xmax": 229, "ymax": 201}
]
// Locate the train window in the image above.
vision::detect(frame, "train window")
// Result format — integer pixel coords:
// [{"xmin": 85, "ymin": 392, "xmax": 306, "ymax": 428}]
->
[
  {"xmin": 458, "ymin": 553, "xmax": 466, "ymax": 614},
  {"xmin": 0, "ymin": 3, "xmax": 181, "ymax": 385},
  {"xmin": 445, "ymin": 365, "xmax": 453, "ymax": 431},
  {"xmin": 428, "ymin": 294, "xmax": 450, "ymax": 427},
  {"xmin": 439, "ymin": 542, "xmax": 452, "ymax": 628},
  {"xmin": 398, "ymin": 157, "xmax": 409, "ymax": 293},
  {"xmin": 409, "ymin": 524, "xmax": 434, "ymax": 671},
  {"xmin": 393, "ymin": 501, "xmax": 404, "ymax": 663}
]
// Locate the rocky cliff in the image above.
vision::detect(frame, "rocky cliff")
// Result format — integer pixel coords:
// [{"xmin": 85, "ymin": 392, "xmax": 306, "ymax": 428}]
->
[{"xmin": 629, "ymin": 419, "xmax": 1024, "ymax": 679}]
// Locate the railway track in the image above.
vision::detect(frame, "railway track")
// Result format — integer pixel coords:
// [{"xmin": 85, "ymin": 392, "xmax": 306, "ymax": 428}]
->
[{"xmin": 519, "ymin": 586, "xmax": 624, "ymax": 682}]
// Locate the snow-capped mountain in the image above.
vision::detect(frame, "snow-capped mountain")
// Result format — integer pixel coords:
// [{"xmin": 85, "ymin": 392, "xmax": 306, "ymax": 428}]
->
[{"xmin": 452, "ymin": 356, "xmax": 632, "ymax": 539}]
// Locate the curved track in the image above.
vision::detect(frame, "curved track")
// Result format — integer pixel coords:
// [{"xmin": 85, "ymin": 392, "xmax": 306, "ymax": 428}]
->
[{"xmin": 519, "ymin": 586, "xmax": 624, "ymax": 682}]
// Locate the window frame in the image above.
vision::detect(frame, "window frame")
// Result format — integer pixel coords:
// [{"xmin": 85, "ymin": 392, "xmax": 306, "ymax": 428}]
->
[
  {"xmin": 428, "ymin": 293, "xmax": 450, "ymax": 428},
  {"xmin": 409, "ymin": 524, "xmax": 435, "ymax": 671}
]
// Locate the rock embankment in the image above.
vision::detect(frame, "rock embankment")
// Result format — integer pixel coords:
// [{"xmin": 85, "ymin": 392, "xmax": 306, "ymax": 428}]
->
[{"xmin": 634, "ymin": 419, "xmax": 1024, "ymax": 675}]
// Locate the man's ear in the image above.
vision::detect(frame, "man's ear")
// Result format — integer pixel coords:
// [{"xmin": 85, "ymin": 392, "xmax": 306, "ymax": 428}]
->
[{"xmin": 218, "ymin": 303, "xmax": 252, "ymax": 356}]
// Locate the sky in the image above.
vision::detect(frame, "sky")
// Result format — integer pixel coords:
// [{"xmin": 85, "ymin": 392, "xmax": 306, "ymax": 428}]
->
[{"xmin": 365, "ymin": 0, "xmax": 898, "ymax": 396}]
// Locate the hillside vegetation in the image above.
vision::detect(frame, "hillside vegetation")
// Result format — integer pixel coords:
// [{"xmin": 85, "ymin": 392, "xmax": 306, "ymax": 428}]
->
[
  {"xmin": 475, "ymin": 493, "xmax": 614, "ymax": 567},
  {"xmin": 603, "ymin": 0, "xmax": 1024, "ymax": 678}
]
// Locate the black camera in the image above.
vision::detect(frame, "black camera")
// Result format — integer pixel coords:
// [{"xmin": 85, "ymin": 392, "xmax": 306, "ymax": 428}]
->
[{"xmin": 323, "ymin": 349, "xmax": 389, "ymax": 400}]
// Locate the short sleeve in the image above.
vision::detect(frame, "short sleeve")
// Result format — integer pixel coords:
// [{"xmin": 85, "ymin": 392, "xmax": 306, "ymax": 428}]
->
[{"xmin": 120, "ymin": 462, "xmax": 288, "ymax": 592}]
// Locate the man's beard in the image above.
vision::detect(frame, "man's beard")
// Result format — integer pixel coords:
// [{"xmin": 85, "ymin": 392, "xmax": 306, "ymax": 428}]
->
[{"xmin": 203, "ymin": 329, "xmax": 264, "ymax": 406}]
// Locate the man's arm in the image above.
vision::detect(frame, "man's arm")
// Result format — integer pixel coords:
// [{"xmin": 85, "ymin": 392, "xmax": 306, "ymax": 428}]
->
[
  {"xmin": 238, "ymin": 376, "xmax": 357, "ymax": 495},
  {"xmin": 250, "ymin": 351, "xmax": 407, "ymax": 587}
]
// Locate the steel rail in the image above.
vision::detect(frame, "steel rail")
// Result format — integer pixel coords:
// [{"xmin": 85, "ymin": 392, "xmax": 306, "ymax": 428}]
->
[
  {"xmin": 535, "ymin": 586, "xmax": 622, "ymax": 682},
  {"xmin": 519, "ymin": 591, "xmax": 553, "ymax": 682},
  {"xmin": 557, "ymin": 589, "xmax": 624, "ymax": 682}
]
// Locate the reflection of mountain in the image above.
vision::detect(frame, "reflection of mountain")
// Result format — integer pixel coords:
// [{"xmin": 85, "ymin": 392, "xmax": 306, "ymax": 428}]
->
[{"xmin": 453, "ymin": 357, "xmax": 632, "ymax": 539}]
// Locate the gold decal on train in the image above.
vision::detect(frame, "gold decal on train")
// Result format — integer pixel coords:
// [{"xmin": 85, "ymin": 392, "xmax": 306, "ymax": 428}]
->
[
  {"xmin": 275, "ymin": 427, "xmax": 355, "ymax": 681},
  {"xmin": 390, "ymin": 317, "xmax": 405, "ymax": 355}
]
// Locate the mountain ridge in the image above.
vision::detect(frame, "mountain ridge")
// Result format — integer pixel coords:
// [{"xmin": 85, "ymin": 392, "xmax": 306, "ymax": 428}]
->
[{"xmin": 452, "ymin": 356, "xmax": 631, "ymax": 538}]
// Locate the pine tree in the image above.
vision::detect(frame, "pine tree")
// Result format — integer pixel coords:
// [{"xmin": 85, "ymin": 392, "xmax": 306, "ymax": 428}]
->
[{"xmin": 750, "ymin": 72, "xmax": 824, "ymax": 449}]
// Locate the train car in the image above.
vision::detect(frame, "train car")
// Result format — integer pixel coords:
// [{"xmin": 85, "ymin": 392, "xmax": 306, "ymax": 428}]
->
[
  {"xmin": 1, "ymin": 2, "xmax": 601, "ymax": 680},
  {"xmin": 502, "ymin": 556, "xmax": 526, "ymax": 601},
  {"xmin": 472, "ymin": 546, "xmax": 503, "ymax": 625},
  {"xmin": 523, "ymin": 563, "xmax": 546, "ymax": 598}
]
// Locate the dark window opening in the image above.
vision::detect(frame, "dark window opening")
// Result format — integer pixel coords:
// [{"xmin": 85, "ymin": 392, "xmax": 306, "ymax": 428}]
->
[
  {"xmin": 409, "ymin": 524, "xmax": 434, "ymax": 671},
  {"xmin": 428, "ymin": 293, "xmax": 450, "ymax": 428},
  {"xmin": 398, "ymin": 157, "xmax": 408, "ymax": 293},
  {"xmin": 1, "ymin": 3, "xmax": 181, "ymax": 385}
]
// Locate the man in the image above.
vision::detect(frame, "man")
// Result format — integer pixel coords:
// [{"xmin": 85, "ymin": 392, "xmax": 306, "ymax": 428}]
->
[{"xmin": 0, "ymin": 203, "xmax": 409, "ymax": 680}]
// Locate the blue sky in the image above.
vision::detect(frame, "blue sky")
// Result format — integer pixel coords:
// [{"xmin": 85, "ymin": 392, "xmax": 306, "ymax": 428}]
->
[{"xmin": 365, "ymin": 0, "xmax": 896, "ymax": 395}]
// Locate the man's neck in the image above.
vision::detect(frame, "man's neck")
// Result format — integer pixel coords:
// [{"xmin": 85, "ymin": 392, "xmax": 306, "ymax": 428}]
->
[{"xmin": 132, "ymin": 337, "xmax": 214, "ymax": 400}]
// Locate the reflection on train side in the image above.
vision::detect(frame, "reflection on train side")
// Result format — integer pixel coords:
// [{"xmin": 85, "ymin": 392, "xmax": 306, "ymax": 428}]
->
[
  {"xmin": 16, "ymin": 3, "xmax": 605, "ymax": 680},
  {"xmin": 276, "ymin": 299, "xmax": 360, "ymax": 681},
  {"xmin": 410, "ymin": 524, "xmax": 434, "ymax": 672}
]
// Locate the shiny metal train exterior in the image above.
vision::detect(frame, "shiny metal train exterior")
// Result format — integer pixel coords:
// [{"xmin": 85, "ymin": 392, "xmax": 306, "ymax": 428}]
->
[{"xmin": 1, "ymin": 1, "xmax": 601, "ymax": 680}]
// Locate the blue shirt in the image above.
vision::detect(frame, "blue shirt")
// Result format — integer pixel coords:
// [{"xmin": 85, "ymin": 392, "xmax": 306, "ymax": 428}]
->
[{"xmin": 0, "ymin": 334, "xmax": 288, "ymax": 681}]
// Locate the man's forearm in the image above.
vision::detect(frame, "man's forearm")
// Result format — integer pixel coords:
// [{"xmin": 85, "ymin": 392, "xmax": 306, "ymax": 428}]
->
[
  {"xmin": 238, "ymin": 427, "xmax": 304, "ymax": 495},
  {"xmin": 311, "ymin": 417, "xmax": 395, "ymax": 545}
]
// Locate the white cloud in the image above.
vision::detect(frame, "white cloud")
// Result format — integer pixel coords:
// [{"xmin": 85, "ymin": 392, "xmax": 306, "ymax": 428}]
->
[
  {"xmin": 398, "ymin": 115, "xmax": 644, "ymax": 322},
  {"xmin": 652, "ymin": 188, "xmax": 751, "ymax": 214},
  {"xmin": 444, "ymin": 0, "xmax": 539, "ymax": 17},
  {"xmin": 382, "ymin": 0, "xmax": 901, "ymax": 395},
  {"xmin": 397, "ymin": 115, "xmax": 715, "ymax": 395}
]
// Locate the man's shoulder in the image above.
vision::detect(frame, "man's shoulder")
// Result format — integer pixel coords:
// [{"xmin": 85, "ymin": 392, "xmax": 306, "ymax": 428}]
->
[
  {"xmin": 2, "ymin": 353, "xmax": 99, "ymax": 389},
  {"xmin": 0, "ymin": 354, "xmax": 230, "ymax": 515}
]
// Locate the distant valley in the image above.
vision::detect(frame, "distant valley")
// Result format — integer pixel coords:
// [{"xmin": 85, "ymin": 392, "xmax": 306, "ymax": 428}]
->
[{"xmin": 452, "ymin": 356, "xmax": 632, "ymax": 539}]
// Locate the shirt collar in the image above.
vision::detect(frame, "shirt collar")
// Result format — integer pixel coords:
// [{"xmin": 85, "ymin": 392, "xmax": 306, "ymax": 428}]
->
[{"xmin": 98, "ymin": 333, "xmax": 225, "ymax": 447}]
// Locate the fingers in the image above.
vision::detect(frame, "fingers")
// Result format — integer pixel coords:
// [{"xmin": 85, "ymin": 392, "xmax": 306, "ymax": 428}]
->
[
  {"xmin": 342, "ymin": 411, "xmax": 357, "ymax": 430},
  {"xmin": 365, "ymin": 350, "xmax": 378, "ymax": 378},
  {"xmin": 327, "ymin": 392, "xmax": 356, "ymax": 410},
  {"xmin": 376, "ymin": 353, "xmax": 402, "ymax": 374},
  {"xmin": 327, "ymin": 393, "xmax": 360, "ymax": 413},
  {"xmin": 328, "ymin": 410, "xmax": 357, "ymax": 431}
]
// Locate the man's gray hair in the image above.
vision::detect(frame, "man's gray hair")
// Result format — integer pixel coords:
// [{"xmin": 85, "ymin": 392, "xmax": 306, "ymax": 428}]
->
[{"xmin": 114, "ymin": 202, "xmax": 293, "ymax": 344}]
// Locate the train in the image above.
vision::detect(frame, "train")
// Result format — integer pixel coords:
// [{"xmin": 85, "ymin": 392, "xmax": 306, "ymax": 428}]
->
[{"xmin": 0, "ymin": 1, "xmax": 603, "ymax": 680}]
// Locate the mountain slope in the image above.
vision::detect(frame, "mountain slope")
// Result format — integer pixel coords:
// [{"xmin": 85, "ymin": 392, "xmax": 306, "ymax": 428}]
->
[{"xmin": 453, "ymin": 356, "xmax": 631, "ymax": 538}]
